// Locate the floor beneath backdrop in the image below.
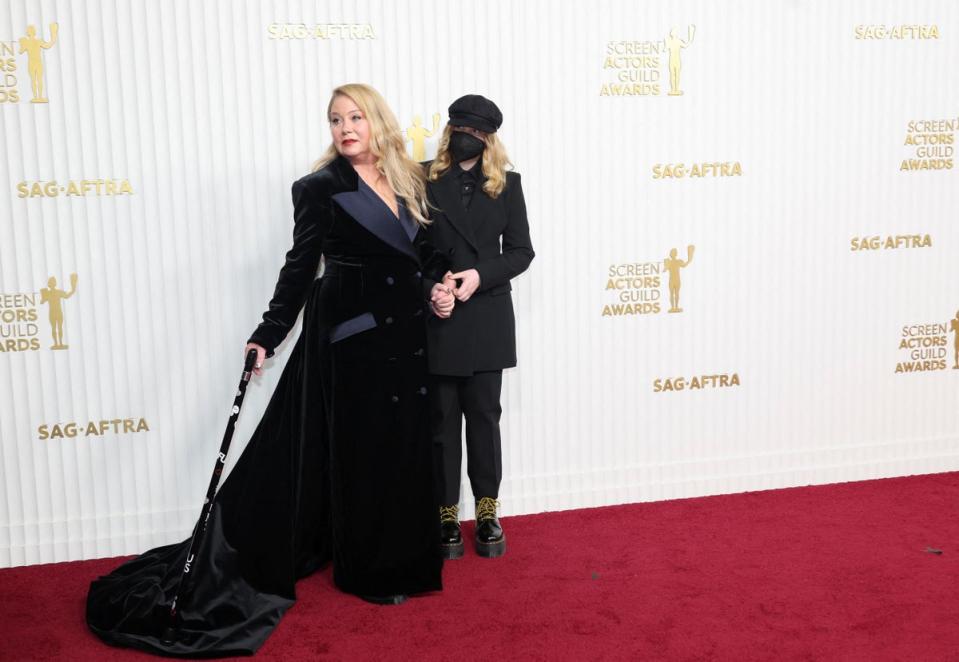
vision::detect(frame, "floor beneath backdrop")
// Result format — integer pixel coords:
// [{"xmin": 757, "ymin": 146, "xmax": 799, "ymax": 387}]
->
[{"xmin": 2, "ymin": 472, "xmax": 957, "ymax": 661}]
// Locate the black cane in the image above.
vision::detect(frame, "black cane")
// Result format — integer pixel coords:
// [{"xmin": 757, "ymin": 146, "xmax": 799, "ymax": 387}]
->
[{"xmin": 161, "ymin": 348, "xmax": 259, "ymax": 644}]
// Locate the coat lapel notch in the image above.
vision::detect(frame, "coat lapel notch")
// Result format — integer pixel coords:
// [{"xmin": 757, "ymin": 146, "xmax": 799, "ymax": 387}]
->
[{"xmin": 431, "ymin": 171, "xmax": 478, "ymax": 250}]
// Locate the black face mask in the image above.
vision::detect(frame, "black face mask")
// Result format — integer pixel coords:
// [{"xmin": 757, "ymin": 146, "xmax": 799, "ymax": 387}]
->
[{"xmin": 449, "ymin": 131, "xmax": 485, "ymax": 163}]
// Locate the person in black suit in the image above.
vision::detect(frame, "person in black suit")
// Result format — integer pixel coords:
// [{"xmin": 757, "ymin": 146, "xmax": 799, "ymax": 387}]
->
[{"xmin": 425, "ymin": 95, "xmax": 534, "ymax": 559}]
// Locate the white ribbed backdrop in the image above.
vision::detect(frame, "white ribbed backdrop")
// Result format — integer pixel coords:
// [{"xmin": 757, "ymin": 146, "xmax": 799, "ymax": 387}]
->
[{"xmin": 1, "ymin": 0, "xmax": 957, "ymax": 567}]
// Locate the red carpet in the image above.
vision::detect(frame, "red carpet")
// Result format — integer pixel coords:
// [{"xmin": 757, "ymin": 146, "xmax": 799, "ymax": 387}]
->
[{"xmin": 2, "ymin": 473, "xmax": 957, "ymax": 661}]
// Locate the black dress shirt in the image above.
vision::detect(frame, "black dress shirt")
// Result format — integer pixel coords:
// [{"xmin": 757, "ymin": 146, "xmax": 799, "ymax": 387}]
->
[{"xmin": 455, "ymin": 158, "xmax": 482, "ymax": 210}]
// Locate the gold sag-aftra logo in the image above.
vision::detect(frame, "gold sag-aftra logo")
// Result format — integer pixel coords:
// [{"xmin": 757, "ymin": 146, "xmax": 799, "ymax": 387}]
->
[
  {"xmin": 900, "ymin": 117, "xmax": 956, "ymax": 172},
  {"xmin": 855, "ymin": 24, "xmax": 939, "ymax": 40},
  {"xmin": 267, "ymin": 23, "xmax": 376, "ymax": 40},
  {"xmin": 603, "ymin": 245, "xmax": 695, "ymax": 316},
  {"xmin": 653, "ymin": 373, "xmax": 740, "ymax": 393},
  {"xmin": 405, "ymin": 112, "xmax": 441, "ymax": 162},
  {"xmin": 0, "ymin": 273, "xmax": 78, "ymax": 353},
  {"xmin": 895, "ymin": 312, "xmax": 958, "ymax": 374},
  {"xmin": 601, "ymin": 25, "xmax": 696, "ymax": 97},
  {"xmin": 0, "ymin": 22, "xmax": 58, "ymax": 104},
  {"xmin": 38, "ymin": 417, "xmax": 150, "ymax": 440},
  {"xmin": 850, "ymin": 233, "xmax": 932, "ymax": 252},
  {"xmin": 652, "ymin": 162, "xmax": 742, "ymax": 179},
  {"xmin": 17, "ymin": 178, "xmax": 134, "ymax": 198}
]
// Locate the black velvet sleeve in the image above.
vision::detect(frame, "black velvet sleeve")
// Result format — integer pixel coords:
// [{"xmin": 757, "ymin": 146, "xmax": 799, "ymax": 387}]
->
[
  {"xmin": 415, "ymin": 225, "xmax": 451, "ymax": 301},
  {"xmin": 247, "ymin": 179, "xmax": 331, "ymax": 357},
  {"xmin": 474, "ymin": 172, "xmax": 535, "ymax": 291},
  {"xmin": 416, "ymin": 160, "xmax": 448, "ymax": 299}
]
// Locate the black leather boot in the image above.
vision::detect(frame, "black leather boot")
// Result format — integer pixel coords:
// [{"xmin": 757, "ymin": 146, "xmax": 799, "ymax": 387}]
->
[
  {"xmin": 440, "ymin": 504, "xmax": 464, "ymax": 559},
  {"xmin": 359, "ymin": 594, "xmax": 407, "ymax": 606},
  {"xmin": 474, "ymin": 497, "xmax": 506, "ymax": 558}
]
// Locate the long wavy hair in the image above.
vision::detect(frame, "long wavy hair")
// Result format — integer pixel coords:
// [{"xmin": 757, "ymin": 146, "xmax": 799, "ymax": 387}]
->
[
  {"xmin": 313, "ymin": 84, "xmax": 430, "ymax": 226},
  {"xmin": 428, "ymin": 125, "xmax": 512, "ymax": 199}
]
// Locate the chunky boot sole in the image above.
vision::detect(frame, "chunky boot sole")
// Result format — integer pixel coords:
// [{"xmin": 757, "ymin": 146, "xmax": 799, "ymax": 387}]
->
[
  {"xmin": 360, "ymin": 594, "xmax": 408, "ymax": 605},
  {"xmin": 475, "ymin": 536, "xmax": 506, "ymax": 558},
  {"xmin": 441, "ymin": 540, "xmax": 465, "ymax": 560}
]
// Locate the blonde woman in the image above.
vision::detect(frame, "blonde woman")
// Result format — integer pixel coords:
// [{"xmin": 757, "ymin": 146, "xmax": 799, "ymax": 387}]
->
[
  {"xmin": 88, "ymin": 84, "xmax": 455, "ymax": 657},
  {"xmin": 425, "ymin": 95, "xmax": 534, "ymax": 560}
]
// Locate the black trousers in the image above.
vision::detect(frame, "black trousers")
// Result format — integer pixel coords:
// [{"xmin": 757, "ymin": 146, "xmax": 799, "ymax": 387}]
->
[{"xmin": 430, "ymin": 370, "xmax": 503, "ymax": 506}]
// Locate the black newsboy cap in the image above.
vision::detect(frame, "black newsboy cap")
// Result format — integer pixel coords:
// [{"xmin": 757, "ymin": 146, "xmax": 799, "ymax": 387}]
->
[{"xmin": 448, "ymin": 94, "xmax": 502, "ymax": 133}]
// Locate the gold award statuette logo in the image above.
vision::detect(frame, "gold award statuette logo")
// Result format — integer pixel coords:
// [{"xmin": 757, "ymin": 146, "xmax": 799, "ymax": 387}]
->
[
  {"xmin": 900, "ymin": 118, "xmax": 956, "ymax": 172},
  {"xmin": 601, "ymin": 25, "xmax": 695, "ymax": 97},
  {"xmin": 664, "ymin": 245, "xmax": 694, "ymax": 313},
  {"xmin": 406, "ymin": 113, "xmax": 441, "ymax": 162},
  {"xmin": 665, "ymin": 26, "xmax": 695, "ymax": 96},
  {"xmin": 40, "ymin": 273, "xmax": 77, "ymax": 350},
  {"xmin": 0, "ymin": 22, "xmax": 58, "ymax": 104},
  {"xmin": 603, "ymin": 245, "xmax": 695, "ymax": 317},
  {"xmin": 952, "ymin": 311, "xmax": 959, "ymax": 370},
  {"xmin": 1, "ymin": 273, "xmax": 78, "ymax": 353}
]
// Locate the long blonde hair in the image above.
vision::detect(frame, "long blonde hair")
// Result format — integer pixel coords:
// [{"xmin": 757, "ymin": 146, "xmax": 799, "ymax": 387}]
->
[
  {"xmin": 428, "ymin": 125, "xmax": 512, "ymax": 199},
  {"xmin": 313, "ymin": 84, "xmax": 430, "ymax": 226}
]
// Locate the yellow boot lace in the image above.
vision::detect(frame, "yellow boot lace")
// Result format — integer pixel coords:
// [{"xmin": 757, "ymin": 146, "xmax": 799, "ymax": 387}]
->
[
  {"xmin": 439, "ymin": 505, "xmax": 459, "ymax": 524},
  {"xmin": 475, "ymin": 497, "xmax": 500, "ymax": 522}
]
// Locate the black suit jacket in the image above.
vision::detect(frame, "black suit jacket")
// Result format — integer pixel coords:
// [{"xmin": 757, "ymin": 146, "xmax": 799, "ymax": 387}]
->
[{"xmin": 424, "ymin": 164, "xmax": 534, "ymax": 376}]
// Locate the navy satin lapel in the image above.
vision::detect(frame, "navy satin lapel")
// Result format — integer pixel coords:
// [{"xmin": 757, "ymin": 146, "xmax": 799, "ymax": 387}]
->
[
  {"xmin": 332, "ymin": 185, "xmax": 419, "ymax": 262},
  {"xmin": 398, "ymin": 203, "xmax": 418, "ymax": 242}
]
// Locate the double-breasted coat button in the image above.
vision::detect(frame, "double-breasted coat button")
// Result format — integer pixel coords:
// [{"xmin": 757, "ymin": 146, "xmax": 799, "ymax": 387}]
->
[
  {"xmin": 415, "ymin": 271, "xmax": 422, "ymax": 278},
  {"xmin": 385, "ymin": 316, "xmax": 394, "ymax": 324},
  {"xmin": 386, "ymin": 276, "xmax": 395, "ymax": 285},
  {"xmin": 391, "ymin": 395, "xmax": 399, "ymax": 403},
  {"xmin": 418, "ymin": 387, "xmax": 427, "ymax": 395},
  {"xmin": 414, "ymin": 348, "xmax": 424, "ymax": 356}
]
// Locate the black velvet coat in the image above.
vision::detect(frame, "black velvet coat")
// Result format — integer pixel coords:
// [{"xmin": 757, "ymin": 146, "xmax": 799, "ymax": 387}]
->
[
  {"xmin": 424, "ymin": 165, "xmax": 534, "ymax": 376},
  {"xmin": 86, "ymin": 154, "xmax": 446, "ymax": 657}
]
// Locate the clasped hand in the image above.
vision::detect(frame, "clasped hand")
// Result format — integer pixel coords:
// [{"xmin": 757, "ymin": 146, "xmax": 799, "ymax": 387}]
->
[
  {"xmin": 448, "ymin": 269, "xmax": 480, "ymax": 302},
  {"xmin": 430, "ymin": 272, "xmax": 457, "ymax": 318},
  {"xmin": 430, "ymin": 268, "xmax": 482, "ymax": 318}
]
